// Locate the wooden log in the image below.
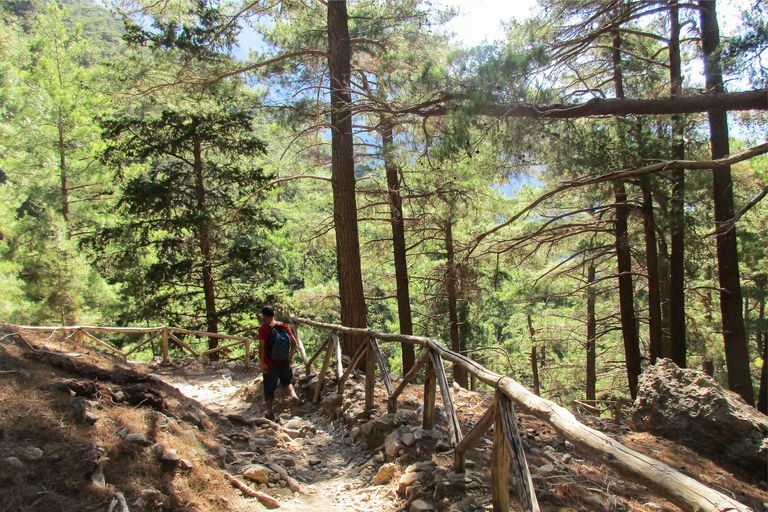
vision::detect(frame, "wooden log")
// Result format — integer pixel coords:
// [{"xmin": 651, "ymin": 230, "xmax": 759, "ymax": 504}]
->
[
  {"xmin": 371, "ymin": 337, "xmax": 394, "ymax": 395},
  {"xmin": 333, "ymin": 333, "xmax": 343, "ymax": 380},
  {"xmin": 423, "ymin": 350, "xmax": 437, "ymax": 429},
  {"xmin": 202, "ymin": 340, "xmax": 243, "ymax": 358},
  {"xmin": 454, "ymin": 403, "xmax": 494, "ymax": 473},
  {"xmin": 125, "ymin": 331, "xmax": 163, "ymax": 357},
  {"xmin": 162, "ymin": 327, "xmax": 169, "ymax": 364},
  {"xmin": 365, "ymin": 337, "xmax": 376, "ymax": 410},
  {"xmin": 290, "ymin": 323, "xmax": 309, "ymax": 367},
  {"xmin": 168, "ymin": 326, "xmax": 249, "ymax": 342},
  {"xmin": 491, "ymin": 391, "xmax": 510, "ymax": 512},
  {"xmin": 306, "ymin": 336, "xmax": 331, "ymax": 370},
  {"xmin": 313, "ymin": 336, "xmax": 334, "ymax": 403},
  {"xmin": 15, "ymin": 325, "xmax": 164, "ymax": 334},
  {"xmin": 223, "ymin": 472, "xmax": 281, "ymax": 508},
  {"xmin": 429, "ymin": 349, "xmax": 463, "ymax": 446},
  {"xmin": 338, "ymin": 337, "xmax": 369, "ymax": 394},
  {"xmin": 288, "ymin": 315, "xmax": 752, "ymax": 512},
  {"xmin": 168, "ymin": 332, "xmax": 201, "ymax": 358},
  {"xmin": 499, "ymin": 393, "xmax": 540, "ymax": 512},
  {"xmin": 82, "ymin": 331, "xmax": 126, "ymax": 359},
  {"xmin": 388, "ymin": 349, "xmax": 430, "ymax": 413}
]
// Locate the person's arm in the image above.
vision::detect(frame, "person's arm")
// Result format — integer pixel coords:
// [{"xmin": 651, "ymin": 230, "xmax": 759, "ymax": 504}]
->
[
  {"xmin": 287, "ymin": 326, "xmax": 297, "ymax": 360},
  {"xmin": 258, "ymin": 326, "xmax": 268, "ymax": 372}
]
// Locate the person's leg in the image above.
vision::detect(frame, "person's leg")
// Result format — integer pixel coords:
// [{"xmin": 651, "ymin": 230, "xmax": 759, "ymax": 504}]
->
[
  {"xmin": 278, "ymin": 364, "xmax": 300, "ymax": 400},
  {"xmin": 263, "ymin": 366, "xmax": 279, "ymax": 418}
]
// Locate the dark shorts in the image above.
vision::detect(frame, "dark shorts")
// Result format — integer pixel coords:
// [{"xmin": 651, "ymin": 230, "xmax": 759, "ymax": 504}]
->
[{"xmin": 263, "ymin": 362, "xmax": 293, "ymax": 400}]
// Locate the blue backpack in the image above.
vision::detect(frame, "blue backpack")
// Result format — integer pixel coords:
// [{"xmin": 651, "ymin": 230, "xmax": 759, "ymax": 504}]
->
[{"xmin": 267, "ymin": 322, "xmax": 292, "ymax": 363}]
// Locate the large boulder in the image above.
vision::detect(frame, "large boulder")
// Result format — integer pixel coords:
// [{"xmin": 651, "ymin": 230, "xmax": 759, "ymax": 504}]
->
[{"xmin": 629, "ymin": 358, "xmax": 768, "ymax": 476}]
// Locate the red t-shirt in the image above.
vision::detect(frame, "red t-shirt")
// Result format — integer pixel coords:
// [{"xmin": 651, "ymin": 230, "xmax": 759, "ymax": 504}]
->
[{"xmin": 258, "ymin": 321, "xmax": 294, "ymax": 368}]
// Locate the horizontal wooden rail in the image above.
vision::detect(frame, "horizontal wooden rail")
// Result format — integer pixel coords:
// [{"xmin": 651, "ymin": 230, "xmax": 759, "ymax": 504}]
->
[
  {"xmin": 11, "ymin": 325, "xmax": 252, "ymax": 370},
  {"xmin": 289, "ymin": 315, "xmax": 751, "ymax": 512}
]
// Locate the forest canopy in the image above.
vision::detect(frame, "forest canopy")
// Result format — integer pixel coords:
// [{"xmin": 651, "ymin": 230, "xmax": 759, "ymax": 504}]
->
[{"xmin": 1, "ymin": 0, "xmax": 766, "ymax": 410}]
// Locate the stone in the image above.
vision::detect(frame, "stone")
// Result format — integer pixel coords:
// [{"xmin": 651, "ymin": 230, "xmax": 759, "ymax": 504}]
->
[
  {"xmin": 4, "ymin": 457, "xmax": 25, "ymax": 470},
  {"xmin": 159, "ymin": 452, "xmax": 181, "ymax": 469},
  {"xmin": 274, "ymin": 454, "xmax": 296, "ymax": 467},
  {"xmin": 182, "ymin": 411, "xmax": 202, "ymax": 427},
  {"xmin": 70, "ymin": 396, "xmax": 87, "ymax": 423},
  {"xmin": 384, "ymin": 432, "xmax": 402, "ymax": 461},
  {"xmin": 372, "ymin": 463, "xmax": 397, "ymax": 485},
  {"xmin": 410, "ymin": 499, "xmax": 436, "ymax": 512},
  {"xmin": 149, "ymin": 443, "xmax": 166, "ymax": 460},
  {"xmin": 125, "ymin": 433, "xmax": 148, "ymax": 445},
  {"xmin": 91, "ymin": 464, "xmax": 106, "ymax": 487},
  {"xmin": 538, "ymin": 463, "xmax": 555, "ymax": 475},
  {"xmin": 133, "ymin": 489, "xmax": 170, "ymax": 509},
  {"xmin": 398, "ymin": 471, "xmax": 423, "ymax": 495},
  {"xmin": 629, "ymin": 358, "xmax": 768, "ymax": 476},
  {"xmin": 406, "ymin": 461, "xmax": 437, "ymax": 473},
  {"xmin": 321, "ymin": 392, "xmax": 344, "ymax": 419},
  {"xmin": 243, "ymin": 464, "xmax": 271, "ymax": 484},
  {"xmin": 401, "ymin": 432, "xmax": 416, "ymax": 447},
  {"xmin": 582, "ymin": 495, "xmax": 605, "ymax": 511},
  {"xmin": 84, "ymin": 412, "xmax": 99, "ymax": 425},
  {"xmin": 435, "ymin": 437, "xmax": 451, "ymax": 452},
  {"xmin": 209, "ymin": 445, "xmax": 227, "ymax": 463},
  {"xmin": 21, "ymin": 446, "xmax": 43, "ymax": 461},
  {"xmin": 179, "ymin": 459, "xmax": 194, "ymax": 470}
]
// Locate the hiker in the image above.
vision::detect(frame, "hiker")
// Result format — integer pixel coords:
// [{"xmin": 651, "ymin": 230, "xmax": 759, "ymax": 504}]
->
[{"xmin": 258, "ymin": 305, "xmax": 300, "ymax": 420}]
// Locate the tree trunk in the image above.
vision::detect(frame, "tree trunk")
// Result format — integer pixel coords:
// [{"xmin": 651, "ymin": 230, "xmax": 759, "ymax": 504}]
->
[
  {"xmin": 669, "ymin": 0, "xmax": 687, "ymax": 367},
  {"xmin": 194, "ymin": 137, "xmax": 219, "ymax": 358},
  {"xmin": 58, "ymin": 115, "xmax": 70, "ymax": 225},
  {"xmin": 641, "ymin": 183, "xmax": 663, "ymax": 364},
  {"xmin": 612, "ymin": 31, "xmax": 641, "ymax": 399},
  {"xmin": 759, "ymin": 326, "xmax": 767, "ymax": 414},
  {"xmin": 586, "ymin": 265, "xmax": 597, "ymax": 402},
  {"xmin": 445, "ymin": 220, "xmax": 467, "ymax": 388},
  {"xmin": 658, "ymin": 237, "xmax": 673, "ymax": 358},
  {"xmin": 328, "ymin": 0, "xmax": 368, "ymax": 359},
  {"xmin": 382, "ymin": 116, "xmax": 415, "ymax": 373},
  {"xmin": 699, "ymin": 0, "xmax": 754, "ymax": 405}
]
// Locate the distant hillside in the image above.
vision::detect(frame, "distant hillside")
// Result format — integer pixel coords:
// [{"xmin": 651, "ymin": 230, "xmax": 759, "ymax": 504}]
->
[{"xmin": 3, "ymin": 0, "xmax": 124, "ymax": 60}]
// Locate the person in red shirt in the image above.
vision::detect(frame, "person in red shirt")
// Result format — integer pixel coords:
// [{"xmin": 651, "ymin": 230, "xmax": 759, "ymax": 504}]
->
[{"xmin": 258, "ymin": 305, "xmax": 299, "ymax": 420}]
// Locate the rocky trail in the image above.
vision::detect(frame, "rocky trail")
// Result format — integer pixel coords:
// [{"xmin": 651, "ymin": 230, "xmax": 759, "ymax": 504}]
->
[{"xmin": 1, "ymin": 326, "xmax": 767, "ymax": 512}]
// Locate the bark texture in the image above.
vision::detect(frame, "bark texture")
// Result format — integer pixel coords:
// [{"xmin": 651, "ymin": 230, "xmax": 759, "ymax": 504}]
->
[
  {"xmin": 700, "ymin": 0, "xmax": 754, "ymax": 405},
  {"xmin": 328, "ymin": 0, "xmax": 368, "ymax": 358}
]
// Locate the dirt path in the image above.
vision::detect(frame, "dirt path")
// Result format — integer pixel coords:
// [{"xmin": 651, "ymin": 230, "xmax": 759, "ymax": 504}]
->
[{"xmin": 147, "ymin": 362, "xmax": 401, "ymax": 512}]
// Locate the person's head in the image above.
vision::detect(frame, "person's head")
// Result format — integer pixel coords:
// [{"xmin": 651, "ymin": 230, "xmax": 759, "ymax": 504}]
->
[{"xmin": 261, "ymin": 305, "xmax": 275, "ymax": 321}]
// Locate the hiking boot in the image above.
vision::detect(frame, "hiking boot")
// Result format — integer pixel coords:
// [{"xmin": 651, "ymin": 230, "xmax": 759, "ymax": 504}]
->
[{"xmin": 290, "ymin": 394, "xmax": 302, "ymax": 406}]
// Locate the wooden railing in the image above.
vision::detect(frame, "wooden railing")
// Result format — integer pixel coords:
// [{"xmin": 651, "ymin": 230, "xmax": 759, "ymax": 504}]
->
[
  {"xmin": 289, "ymin": 315, "xmax": 750, "ymax": 512},
  {"xmin": 11, "ymin": 325, "xmax": 252, "ymax": 369}
]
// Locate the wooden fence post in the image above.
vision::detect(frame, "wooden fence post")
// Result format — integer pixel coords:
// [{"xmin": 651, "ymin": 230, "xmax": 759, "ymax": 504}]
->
[
  {"xmin": 291, "ymin": 323, "xmax": 309, "ymax": 368},
  {"xmin": 499, "ymin": 393, "xmax": 540, "ymax": 512},
  {"xmin": 244, "ymin": 337, "xmax": 251, "ymax": 370},
  {"xmin": 76, "ymin": 328, "xmax": 84, "ymax": 347},
  {"xmin": 313, "ymin": 335, "xmax": 335, "ymax": 404},
  {"xmin": 454, "ymin": 403, "xmax": 494, "ymax": 473},
  {"xmin": 423, "ymin": 350, "xmax": 436, "ymax": 429},
  {"xmin": 162, "ymin": 327, "xmax": 169, "ymax": 364},
  {"xmin": 333, "ymin": 333, "xmax": 343, "ymax": 380},
  {"xmin": 429, "ymin": 349, "xmax": 463, "ymax": 446},
  {"xmin": 365, "ymin": 337, "xmax": 376, "ymax": 410},
  {"xmin": 492, "ymin": 390, "xmax": 510, "ymax": 512},
  {"xmin": 371, "ymin": 337, "xmax": 394, "ymax": 395}
]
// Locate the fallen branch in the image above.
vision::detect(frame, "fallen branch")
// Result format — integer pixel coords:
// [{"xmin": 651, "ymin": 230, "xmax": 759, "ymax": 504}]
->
[
  {"xmin": 269, "ymin": 463, "xmax": 302, "ymax": 493},
  {"xmin": 222, "ymin": 472, "xmax": 281, "ymax": 508}
]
